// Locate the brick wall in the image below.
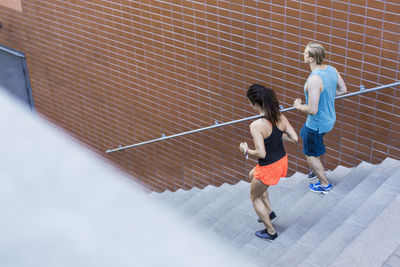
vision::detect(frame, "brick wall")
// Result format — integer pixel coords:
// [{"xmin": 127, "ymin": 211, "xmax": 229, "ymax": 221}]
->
[{"xmin": 0, "ymin": 0, "xmax": 399, "ymax": 192}]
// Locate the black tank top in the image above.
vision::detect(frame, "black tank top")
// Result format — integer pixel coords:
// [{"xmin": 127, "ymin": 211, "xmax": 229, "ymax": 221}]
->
[{"xmin": 258, "ymin": 119, "xmax": 286, "ymax": 166}]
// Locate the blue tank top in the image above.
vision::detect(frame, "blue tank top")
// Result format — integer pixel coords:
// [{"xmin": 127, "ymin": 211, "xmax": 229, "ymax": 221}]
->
[
  {"xmin": 304, "ymin": 65, "xmax": 338, "ymax": 133},
  {"xmin": 258, "ymin": 119, "xmax": 286, "ymax": 166}
]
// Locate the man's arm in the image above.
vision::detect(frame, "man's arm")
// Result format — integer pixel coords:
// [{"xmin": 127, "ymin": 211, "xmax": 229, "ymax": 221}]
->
[
  {"xmin": 294, "ymin": 75, "xmax": 322, "ymax": 115},
  {"xmin": 335, "ymin": 69, "xmax": 347, "ymax": 96}
]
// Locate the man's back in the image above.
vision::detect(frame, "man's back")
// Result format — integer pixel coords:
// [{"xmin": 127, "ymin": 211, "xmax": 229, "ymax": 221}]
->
[{"xmin": 305, "ymin": 65, "xmax": 338, "ymax": 133}]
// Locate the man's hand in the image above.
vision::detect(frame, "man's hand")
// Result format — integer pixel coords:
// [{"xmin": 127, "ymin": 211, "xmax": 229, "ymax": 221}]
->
[{"xmin": 294, "ymin": 98, "xmax": 302, "ymax": 109}]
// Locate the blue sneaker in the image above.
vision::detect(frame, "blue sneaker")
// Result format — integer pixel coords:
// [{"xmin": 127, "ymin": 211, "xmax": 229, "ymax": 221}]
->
[
  {"xmin": 307, "ymin": 169, "xmax": 328, "ymax": 179},
  {"xmin": 309, "ymin": 182, "xmax": 332, "ymax": 194},
  {"xmin": 255, "ymin": 229, "xmax": 278, "ymax": 240}
]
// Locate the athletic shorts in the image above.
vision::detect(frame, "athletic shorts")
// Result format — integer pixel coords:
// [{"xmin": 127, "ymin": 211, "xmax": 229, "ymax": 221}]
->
[
  {"xmin": 253, "ymin": 154, "xmax": 288, "ymax": 186},
  {"xmin": 300, "ymin": 124, "xmax": 326, "ymax": 157}
]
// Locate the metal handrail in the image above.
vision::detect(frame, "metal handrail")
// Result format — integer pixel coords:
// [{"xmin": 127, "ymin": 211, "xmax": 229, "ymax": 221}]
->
[{"xmin": 106, "ymin": 81, "xmax": 400, "ymax": 153}]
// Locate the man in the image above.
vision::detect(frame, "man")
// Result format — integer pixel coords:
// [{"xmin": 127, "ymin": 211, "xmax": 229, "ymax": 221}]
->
[{"xmin": 294, "ymin": 41, "xmax": 347, "ymax": 193}]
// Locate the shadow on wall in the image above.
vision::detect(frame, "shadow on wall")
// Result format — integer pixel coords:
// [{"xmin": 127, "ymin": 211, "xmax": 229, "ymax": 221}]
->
[{"xmin": 0, "ymin": 90, "xmax": 245, "ymax": 267}]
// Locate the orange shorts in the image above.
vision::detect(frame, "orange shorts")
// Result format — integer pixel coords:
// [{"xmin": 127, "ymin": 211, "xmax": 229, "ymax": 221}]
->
[{"xmin": 253, "ymin": 155, "xmax": 288, "ymax": 185}]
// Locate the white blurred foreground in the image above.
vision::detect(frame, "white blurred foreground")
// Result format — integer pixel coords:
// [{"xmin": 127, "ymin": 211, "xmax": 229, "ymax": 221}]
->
[{"xmin": 0, "ymin": 90, "xmax": 245, "ymax": 267}]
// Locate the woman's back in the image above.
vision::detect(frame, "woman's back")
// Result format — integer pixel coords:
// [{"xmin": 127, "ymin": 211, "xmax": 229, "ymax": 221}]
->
[
  {"xmin": 256, "ymin": 114, "xmax": 287, "ymax": 140},
  {"xmin": 256, "ymin": 115, "xmax": 286, "ymax": 166}
]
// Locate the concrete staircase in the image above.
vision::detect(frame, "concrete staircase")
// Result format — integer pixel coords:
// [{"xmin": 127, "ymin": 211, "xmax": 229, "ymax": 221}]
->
[{"xmin": 149, "ymin": 158, "xmax": 400, "ymax": 267}]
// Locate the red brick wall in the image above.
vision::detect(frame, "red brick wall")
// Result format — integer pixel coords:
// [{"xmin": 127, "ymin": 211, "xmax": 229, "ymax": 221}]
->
[{"xmin": 1, "ymin": 1, "xmax": 399, "ymax": 192}]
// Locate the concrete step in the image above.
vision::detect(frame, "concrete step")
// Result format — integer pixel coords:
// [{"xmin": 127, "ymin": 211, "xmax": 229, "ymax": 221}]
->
[
  {"xmin": 174, "ymin": 183, "xmax": 232, "ymax": 218},
  {"xmin": 148, "ymin": 189, "xmax": 173, "ymax": 201},
  {"xmin": 190, "ymin": 181, "xmax": 250, "ymax": 229},
  {"xmin": 298, "ymin": 158, "xmax": 400, "ymax": 267},
  {"xmin": 147, "ymin": 157, "xmax": 400, "ymax": 266},
  {"xmin": 331, "ymin": 193, "xmax": 400, "ymax": 267},
  {"xmin": 241, "ymin": 165, "xmax": 352, "ymax": 266},
  {"xmin": 274, "ymin": 161, "xmax": 375, "ymax": 266},
  {"xmin": 228, "ymin": 172, "xmax": 311, "ymax": 252},
  {"xmin": 221, "ymin": 172, "xmax": 307, "ymax": 250},
  {"xmin": 233, "ymin": 171, "xmax": 307, "ymax": 219},
  {"xmin": 204, "ymin": 172, "xmax": 308, "ymax": 246},
  {"xmin": 229, "ymin": 168, "xmax": 342, "ymax": 253},
  {"xmin": 382, "ymin": 244, "xmax": 400, "ymax": 267},
  {"xmin": 164, "ymin": 187, "xmax": 202, "ymax": 206},
  {"xmin": 269, "ymin": 165, "xmax": 350, "ymax": 221},
  {"xmin": 149, "ymin": 186, "xmax": 202, "ymax": 209},
  {"xmin": 235, "ymin": 168, "xmax": 341, "ymax": 262}
]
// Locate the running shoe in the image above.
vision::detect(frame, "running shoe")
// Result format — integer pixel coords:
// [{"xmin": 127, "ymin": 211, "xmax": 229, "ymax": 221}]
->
[
  {"xmin": 255, "ymin": 229, "xmax": 278, "ymax": 240},
  {"xmin": 307, "ymin": 169, "xmax": 328, "ymax": 179},
  {"xmin": 257, "ymin": 211, "xmax": 277, "ymax": 223},
  {"xmin": 309, "ymin": 182, "xmax": 332, "ymax": 194}
]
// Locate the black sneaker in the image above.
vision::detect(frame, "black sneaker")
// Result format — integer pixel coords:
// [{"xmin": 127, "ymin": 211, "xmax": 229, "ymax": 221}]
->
[
  {"xmin": 257, "ymin": 211, "xmax": 277, "ymax": 223},
  {"xmin": 307, "ymin": 169, "xmax": 328, "ymax": 179},
  {"xmin": 255, "ymin": 228, "xmax": 278, "ymax": 240}
]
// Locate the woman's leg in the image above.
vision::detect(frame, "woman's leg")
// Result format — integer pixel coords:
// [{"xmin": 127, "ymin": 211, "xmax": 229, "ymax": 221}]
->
[
  {"xmin": 261, "ymin": 190, "xmax": 272, "ymax": 214},
  {"xmin": 250, "ymin": 178, "xmax": 276, "ymax": 235},
  {"xmin": 249, "ymin": 166, "xmax": 256, "ymax": 181}
]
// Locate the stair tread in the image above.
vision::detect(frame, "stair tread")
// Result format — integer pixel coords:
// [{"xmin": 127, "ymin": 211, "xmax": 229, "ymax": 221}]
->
[
  {"xmin": 299, "ymin": 159, "xmax": 400, "ymax": 266},
  {"xmin": 188, "ymin": 182, "xmax": 250, "ymax": 226},
  {"xmin": 244, "ymin": 160, "xmax": 396, "ymax": 266},
  {"xmin": 242, "ymin": 164, "xmax": 352, "ymax": 261},
  {"xmin": 273, "ymin": 162, "xmax": 376, "ymax": 266},
  {"xmin": 331, "ymin": 192, "xmax": 400, "ymax": 267},
  {"xmin": 220, "ymin": 167, "xmax": 350, "ymax": 251},
  {"xmin": 147, "ymin": 158, "xmax": 400, "ymax": 266}
]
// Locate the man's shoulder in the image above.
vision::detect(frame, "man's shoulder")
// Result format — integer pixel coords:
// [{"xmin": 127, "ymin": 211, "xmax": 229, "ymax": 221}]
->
[
  {"xmin": 306, "ymin": 75, "xmax": 323, "ymax": 93},
  {"xmin": 308, "ymin": 74, "xmax": 323, "ymax": 83},
  {"xmin": 310, "ymin": 65, "xmax": 337, "ymax": 79},
  {"xmin": 327, "ymin": 65, "xmax": 338, "ymax": 72}
]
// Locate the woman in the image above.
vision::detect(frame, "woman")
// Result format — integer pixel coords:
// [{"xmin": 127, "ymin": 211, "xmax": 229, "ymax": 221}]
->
[{"xmin": 239, "ymin": 84, "xmax": 298, "ymax": 240}]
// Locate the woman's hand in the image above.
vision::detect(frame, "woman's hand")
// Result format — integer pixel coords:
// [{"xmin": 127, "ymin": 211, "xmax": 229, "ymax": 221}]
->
[{"xmin": 239, "ymin": 142, "xmax": 248, "ymax": 155}]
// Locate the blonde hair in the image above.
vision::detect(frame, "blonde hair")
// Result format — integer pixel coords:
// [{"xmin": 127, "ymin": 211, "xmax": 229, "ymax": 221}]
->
[{"xmin": 307, "ymin": 41, "xmax": 325, "ymax": 65}]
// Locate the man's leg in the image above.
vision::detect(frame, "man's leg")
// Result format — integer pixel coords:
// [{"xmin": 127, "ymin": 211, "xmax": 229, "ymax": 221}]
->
[{"xmin": 306, "ymin": 155, "xmax": 329, "ymax": 186}]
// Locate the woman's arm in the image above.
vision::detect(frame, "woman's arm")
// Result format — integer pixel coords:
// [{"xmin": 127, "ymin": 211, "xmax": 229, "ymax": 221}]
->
[
  {"xmin": 282, "ymin": 115, "xmax": 298, "ymax": 143},
  {"xmin": 239, "ymin": 121, "xmax": 267, "ymax": 159}
]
